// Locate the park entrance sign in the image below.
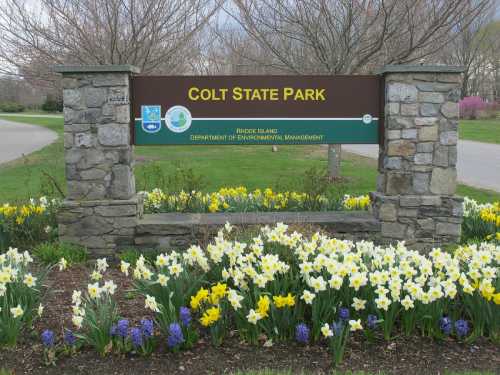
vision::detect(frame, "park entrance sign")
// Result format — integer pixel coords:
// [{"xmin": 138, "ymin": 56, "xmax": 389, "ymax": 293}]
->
[
  {"xmin": 54, "ymin": 64, "xmax": 464, "ymax": 256},
  {"xmin": 131, "ymin": 76, "xmax": 382, "ymax": 145}
]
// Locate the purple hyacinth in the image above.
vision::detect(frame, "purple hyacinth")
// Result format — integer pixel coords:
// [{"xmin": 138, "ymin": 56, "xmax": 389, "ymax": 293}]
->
[
  {"xmin": 295, "ymin": 323, "xmax": 310, "ymax": 344},
  {"xmin": 455, "ymin": 319, "xmax": 469, "ymax": 338},
  {"xmin": 117, "ymin": 319, "xmax": 129, "ymax": 338},
  {"xmin": 130, "ymin": 327, "xmax": 143, "ymax": 348},
  {"xmin": 179, "ymin": 306, "xmax": 191, "ymax": 327},
  {"xmin": 64, "ymin": 329, "xmax": 76, "ymax": 346},
  {"xmin": 110, "ymin": 325, "xmax": 117, "ymax": 336},
  {"xmin": 41, "ymin": 330, "xmax": 55, "ymax": 347},
  {"xmin": 338, "ymin": 307, "xmax": 350, "ymax": 321},
  {"xmin": 439, "ymin": 316, "xmax": 453, "ymax": 335},
  {"xmin": 367, "ymin": 314, "xmax": 378, "ymax": 330},
  {"xmin": 332, "ymin": 321, "xmax": 343, "ymax": 336},
  {"xmin": 140, "ymin": 319, "xmax": 154, "ymax": 338},
  {"xmin": 167, "ymin": 322, "xmax": 185, "ymax": 348}
]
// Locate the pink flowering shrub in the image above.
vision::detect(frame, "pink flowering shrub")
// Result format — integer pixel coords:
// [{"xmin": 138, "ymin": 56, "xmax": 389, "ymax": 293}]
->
[
  {"xmin": 459, "ymin": 96, "xmax": 499, "ymax": 119},
  {"xmin": 459, "ymin": 96, "xmax": 487, "ymax": 119}
]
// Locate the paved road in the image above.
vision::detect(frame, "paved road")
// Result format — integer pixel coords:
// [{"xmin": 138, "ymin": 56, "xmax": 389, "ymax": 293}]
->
[
  {"xmin": 0, "ymin": 118, "xmax": 58, "ymax": 165},
  {"xmin": 344, "ymin": 141, "xmax": 500, "ymax": 192}
]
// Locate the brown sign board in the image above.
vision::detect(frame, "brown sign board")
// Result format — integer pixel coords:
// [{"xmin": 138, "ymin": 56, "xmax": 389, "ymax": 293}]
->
[{"xmin": 131, "ymin": 75, "xmax": 382, "ymax": 145}]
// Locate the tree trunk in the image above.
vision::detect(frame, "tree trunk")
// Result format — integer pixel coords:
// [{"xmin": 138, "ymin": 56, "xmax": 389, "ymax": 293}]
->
[{"xmin": 328, "ymin": 144, "xmax": 342, "ymax": 179}]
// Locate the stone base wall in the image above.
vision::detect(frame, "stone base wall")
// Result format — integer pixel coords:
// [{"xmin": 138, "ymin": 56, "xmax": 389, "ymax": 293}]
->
[
  {"xmin": 372, "ymin": 192, "xmax": 463, "ymax": 249},
  {"xmin": 134, "ymin": 211, "xmax": 381, "ymax": 251},
  {"xmin": 58, "ymin": 196, "xmax": 142, "ymax": 257}
]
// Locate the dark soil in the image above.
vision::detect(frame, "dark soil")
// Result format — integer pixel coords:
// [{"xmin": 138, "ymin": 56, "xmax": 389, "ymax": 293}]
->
[{"xmin": 1, "ymin": 264, "xmax": 499, "ymax": 375}]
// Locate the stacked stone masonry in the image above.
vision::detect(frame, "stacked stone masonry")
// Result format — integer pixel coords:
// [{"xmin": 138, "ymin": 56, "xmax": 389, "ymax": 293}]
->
[
  {"xmin": 56, "ymin": 66, "xmax": 142, "ymax": 255},
  {"xmin": 134, "ymin": 212, "xmax": 381, "ymax": 251},
  {"xmin": 58, "ymin": 198, "xmax": 142, "ymax": 257},
  {"xmin": 373, "ymin": 68, "xmax": 464, "ymax": 249},
  {"xmin": 62, "ymin": 72, "xmax": 135, "ymax": 200}
]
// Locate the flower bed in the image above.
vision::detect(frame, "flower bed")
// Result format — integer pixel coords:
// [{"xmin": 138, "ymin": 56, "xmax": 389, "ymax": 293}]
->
[
  {"xmin": 0, "ymin": 197, "xmax": 58, "ymax": 250},
  {"xmin": 463, "ymin": 197, "xmax": 500, "ymax": 243},
  {"xmin": 141, "ymin": 187, "xmax": 371, "ymax": 214},
  {"xmin": 2, "ymin": 223, "xmax": 497, "ymax": 370}
]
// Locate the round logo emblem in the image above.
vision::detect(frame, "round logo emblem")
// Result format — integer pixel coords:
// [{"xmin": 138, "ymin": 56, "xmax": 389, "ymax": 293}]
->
[
  {"xmin": 165, "ymin": 105, "xmax": 192, "ymax": 133},
  {"xmin": 362, "ymin": 114, "xmax": 373, "ymax": 124}
]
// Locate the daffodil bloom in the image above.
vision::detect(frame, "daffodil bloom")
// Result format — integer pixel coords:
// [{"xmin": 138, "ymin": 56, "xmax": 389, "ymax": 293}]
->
[
  {"xmin": 0, "ymin": 271, "xmax": 11, "ymax": 284},
  {"xmin": 120, "ymin": 261, "xmax": 130, "ymax": 276},
  {"xmin": 210, "ymin": 282, "xmax": 228, "ymax": 304},
  {"xmin": 352, "ymin": 297, "xmax": 366, "ymax": 311},
  {"xmin": 103, "ymin": 280, "xmax": 117, "ymax": 295},
  {"xmin": 190, "ymin": 287, "xmax": 209, "ymax": 310},
  {"xmin": 321, "ymin": 323, "xmax": 333, "ymax": 337},
  {"xmin": 228, "ymin": 289, "xmax": 244, "ymax": 310},
  {"xmin": 246, "ymin": 309, "xmax": 262, "ymax": 325},
  {"xmin": 72, "ymin": 315, "xmax": 83, "ymax": 329},
  {"xmin": 145, "ymin": 295, "xmax": 160, "ymax": 312},
  {"xmin": 10, "ymin": 305, "xmax": 24, "ymax": 318},
  {"xmin": 96, "ymin": 258, "xmax": 108, "ymax": 273},
  {"xmin": 256, "ymin": 295, "xmax": 271, "ymax": 318},
  {"xmin": 301, "ymin": 290, "xmax": 316, "ymax": 305},
  {"xmin": 58, "ymin": 257, "xmax": 68, "ymax": 271},
  {"xmin": 200, "ymin": 306, "xmax": 221, "ymax": 327},
  {"xmin": 401, "ymin": 295, "xmax": 414, "ymax": 310},
  {"xmin": 157, "ymin": 274, "xmax": 169, "ymax": 286},
  {"xmin": 88, "ymin": 283, "xmax": 101, "ymax": 299},
  {"xmin": 349, "ymin": 319, "xmax": 363, "ymax": 331},
  {"xmin": 273, "ymin": 293, "xmax": 295, "ymax": 308},
  {"xmin": 72, "ymin": 290, "xmax": 82, "ymax": 306},
  {"xmin": 142, "ymin": 268, "xmax": 153, "ymax": 280},
  {"xmin": 493, "ymin": 293, "xmax": 500, "ymax": 305}
]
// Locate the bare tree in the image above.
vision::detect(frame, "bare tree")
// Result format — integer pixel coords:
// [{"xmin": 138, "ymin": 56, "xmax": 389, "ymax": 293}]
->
[
  {"xmin": 0, "ymin": 0, "xmax": 222, "ymax": 84},
  {"xmin": 441, "ymin": 2, "xmax": 498, "ymax": 98},
  {"xmin": 228, "ymin": 0, "xmax": 493, "ymax": 178}
]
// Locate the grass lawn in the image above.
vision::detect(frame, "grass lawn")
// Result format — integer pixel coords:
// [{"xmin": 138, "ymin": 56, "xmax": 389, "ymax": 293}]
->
[
  {"xmin": 459, "ymin": 119, "xmax": 500, "ymax": 144},
  {"xmin": 0, "ymin": 115, "xmax": 499, "ymax": 203}
]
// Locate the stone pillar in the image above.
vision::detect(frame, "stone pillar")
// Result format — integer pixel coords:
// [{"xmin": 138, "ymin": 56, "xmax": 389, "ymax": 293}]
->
[
  {"xmin": 54, "ymin": 65, "xmax": 142, "ymax": 256},
  {"xmin": 372, "ymin": 65, "xmax": 464, "ymax": 250}
]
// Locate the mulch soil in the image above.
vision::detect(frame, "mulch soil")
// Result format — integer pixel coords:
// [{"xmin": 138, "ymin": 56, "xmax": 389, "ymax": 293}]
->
[{"xmin": 1, "ymin": 264, "xmax": 499, "ymax": 375}]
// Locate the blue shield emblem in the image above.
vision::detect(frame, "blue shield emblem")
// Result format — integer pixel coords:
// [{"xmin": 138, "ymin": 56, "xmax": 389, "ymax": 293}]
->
[{"xmin": 141, "ymin": 105, "xmax": 162, "ymax": 133}]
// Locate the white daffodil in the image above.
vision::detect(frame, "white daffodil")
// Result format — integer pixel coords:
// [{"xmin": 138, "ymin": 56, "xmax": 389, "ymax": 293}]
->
[
  {"xmin": 72, "ymin": 315, "xmax": 83, "ymax": 329},
  {"xmin": 120, "ymin": 261, "xmax": 130, "ymax": 276},
  {"xmin": 321, "ymin": 323, "xmax": 333, "ymax": 338},
  {"xmin": 145, "ymin": 295, "xmax": 160, "ymax": 312},
  {"xmin": 87, "ymin": 282, "xmax": 101, "ymax": 299},
  {"xmin": 96, "ymin": 258, "xmax": 108, "ymax": 273},
  {"xmin": 157, "ymin": 274, "xmax": 169, "ymax": 286},
  {"xmin": 37, "ymin": 303, "xmax": 44, "ymax": 317},
  {"xmin": 301, "ymin": 290, "xmax": 316, "ymax": 305},
  {"xmin": 349, "ymin": 319, "xmax": 363, "ymax": 331},
  {"xmin": 103, "ymin": 280, "xmax": 117, "ymax": 295},
  {"xmin": 246, "ymin": 309, "xmax": 262, "ymax": 324},
  {"xmin": 352, "ymin": 297, "xmax": 366, "ymax": 311},
  {"xmin": 58, "ymin": 257, "xmax": 68, "ymax": 271},
  {"xmin": 10, "ymin": 304, "xmax": 24, "ymax": 318}
]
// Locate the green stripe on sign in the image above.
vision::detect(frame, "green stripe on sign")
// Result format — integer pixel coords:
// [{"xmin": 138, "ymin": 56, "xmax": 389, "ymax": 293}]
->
[{"xmin": 134, "ymin": 119, "xmax": 379, "ymax": 145}]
